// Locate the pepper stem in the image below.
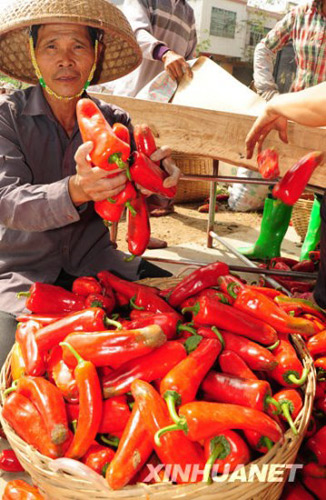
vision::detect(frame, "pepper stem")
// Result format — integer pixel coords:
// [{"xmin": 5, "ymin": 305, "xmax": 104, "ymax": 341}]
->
[
  {"xmin": 163, "ymin": 391, "xmax": 183, "ymax": 425},
  {"xmin": 3, "ymin": 380, "xmax": 18, "ymax": 397},
  {"xmin": 59, "ymin": 342, "xmax": 83, "ymax": 365},
  {"xmin": 108, "ymin": 152, "xmax": 128, "ymax": 170},
  {"xmin": 124, "ymin": 254, "xmax": 136, "ymax": 262},
  {"xmin": 267, "ymin": 340, "xmax": 280, "ymax": 351},
  {"xmin": 226, "ymin": 282, "xmax": 239, "ymax": 299},
  {"xmin": 262, "ymin": 437, "xmax": 274, "ymax": 451},
  {"xmin": 100, "ymin": 434, "xmax": 120, "ymax": 448},
  {"xmin": 125, "ymin": 201, "xmax": 137, "ymax": 217},
  {"xmin": 287, "ymin": 367, "xmax": 309, "ymax": 386},
  {"xmin": 154, "ymin": 419, "xmax": 188, "ymax": 447},
  {"xmin": 181, "ymin": 303, "xmax": 199, "ymax": 316},
  {"xmin": 107, "ymin": 197, "xmax": 117, "ymax": 204},
  {"xmin": 129, "ymin": 295, "xmax": 144, "ymax": 310},
  {"xmin": 265, "ymin": 395, "xmax": 281, "ymax": 415},
  {"xmin": 16, "ymin": 292, "xmax": 30, "ymax": 299},
  {"xmin": 203, "ymin": 442, "xmax": 225, "ymax": 483},
  {"xmin": 177, "ymin": 324, "xmax": 197, "ymax": 335},
  {"xmin": 104, "ymin": 317, "xmax": 123, "ymax": 330},
  {"xmin": 211, "ymin": 327, "xmax": 225, "ymax": 349},
  {"xmin": 280, "ymin": 402, "xmax": 298, "ymax": 435}
]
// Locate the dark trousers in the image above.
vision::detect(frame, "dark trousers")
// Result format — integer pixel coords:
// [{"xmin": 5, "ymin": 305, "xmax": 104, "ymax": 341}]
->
[
  {"xmin": 0, "ymin": 311, "xmax": 18, "ymax": 369},
  {"xmin": 314, "ymin": 195, "xmax": 326, "ymax": 307}
]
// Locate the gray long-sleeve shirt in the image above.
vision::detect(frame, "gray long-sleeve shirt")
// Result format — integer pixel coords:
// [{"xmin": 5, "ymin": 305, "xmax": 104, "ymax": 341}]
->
[
  {"xmin": 0, "ymin": 84, "xmax": 139, "ymax": 315},
  {"xmin": 101, "ymin": 0, "xmax": 197, "ymax": 97}
]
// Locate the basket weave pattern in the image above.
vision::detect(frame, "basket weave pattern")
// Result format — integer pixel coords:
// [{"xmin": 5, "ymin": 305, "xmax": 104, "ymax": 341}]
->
[
  {"xmin": 172, "ymin": 153, "xmax": 213, "ymax": 203},
  {"xmin": 0, "ymin": 277, "xmax": 316, "ymax": 500},
  {"xmin": 291, "ymin": 197, "xmax": 314, "ymax": 241}
]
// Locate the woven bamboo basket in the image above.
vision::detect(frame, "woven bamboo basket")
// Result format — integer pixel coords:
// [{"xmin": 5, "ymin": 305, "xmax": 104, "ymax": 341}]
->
[
  {"xmin": 172, "ymin": 153, "xmax": 213, "ymax": 204},
  {"xmin": 291, "ymin": 195, "xmax": 314, "ymax": 241},
  {"xmin": 0, "ymin": 276, "xmax": 316, "ymax": 500}
]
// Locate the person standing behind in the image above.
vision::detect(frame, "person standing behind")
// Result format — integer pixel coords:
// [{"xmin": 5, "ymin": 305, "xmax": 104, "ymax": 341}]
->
[{"xmin": 240, "ymin": 0, "xmax": 326, "ymax": 261}]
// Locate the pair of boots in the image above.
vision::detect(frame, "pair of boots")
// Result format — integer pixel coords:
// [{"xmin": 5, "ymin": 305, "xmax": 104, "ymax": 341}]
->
[{"xmin": 239, "ymin": 195, "xmax": 321, "ymax": 261}]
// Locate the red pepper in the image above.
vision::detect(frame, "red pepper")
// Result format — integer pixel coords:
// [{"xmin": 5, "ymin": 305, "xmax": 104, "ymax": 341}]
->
[
  {"xmin": 102, "ymin": 341, "xmax": 187, "ymax": 398},
  {"xmin": 303, "ymin": 475, "xmax": 326, "ymax": 500},
  {"xmin": 2, "ymin": 392, "xmax": 63, "ymax": 458},
  {"xmin": 76, "ymin": 98, "xmax": 130, "ymax": 173},
  {"xmin": 15, "ymin": 320, "xmax": 45, "ymax": 376},
  {"xmin": 72, "ymin": 276, "xmax": 102, "ymax": 296},
  {"xmin": 95, "ymin": 181, "xmax": 137, "ymax": 222},
  {"xmin": 81, "ymin": 443, "xmax": 115, "ymax": 476},
  {"xmin": 134, "ymin": 123, "xmax": 158, "ymax": 162},
  {"xmin": 97, "ymin": 270, "xmax": 159, "ymax": 300},
  {"xmin": 182, "ymin": 295, "xmax": 278, "ymax": 346},
  {"xmin": 123, "ymin": 312, "xmax": 180, "ymax": 340},
  {"xmin": 0, "ymin": 449, "xmax": 24, "ymax": 473},
  {"xmin": 17, "ymin": 283, "xmax": 85, "ymax": 314},
  {"xmin": 275, "ymin": 295, "xmax": 326, "ymax": 322},
  {"xmin": 168, "ymin": 261, "xmax": 229, "ymax": 308},
  {"xmin": 247, "ymin": 285, "xmax": 284, "ymax": 299},
  {"xmin": 62, "ymin": 325, "xmax": 166, "ymax": 369},
  {"xmin": 16, "ymin": 313, "xmax": 66, "ymax": 325},
  {"xmin": 130, "ymin": 151, "xmax": 176, "ymax": 198},
  {"xmin": 305, "ymin": 425, "xmax": 326, "ymax": 465},
  {"xmin": 282, "ymin": 481, "xmax": 315, "ymax": 500},
  {"xmin": 316, "ymin": 379, "xmax": 326, "ymax": 399},
  {"xmin": 47, "ymin": 346, "xmax": 79, "ymax": 402},
  {"xmin": 234, "ymin": 287, "xmax": 317, "ymax": 336},
  {"xmin": 60, "ymin": 342, "xmax": 102, "ymax": 459},
  {"xmin": 131, "ymin": 286, "xmax": 177, "ymax": 315},
  {"xmin": 106, "ymin": 402, "xmax": 153, "ymax": 489},
  {"xmin": 221, "ymin": 331, "xmax": 278, "ymax": 371},
  {"xmin": 217, "ymin": 274, "xmax": 244, "ymax": 302},
  {"xmin": 315, "ymin": 396, "xmax": 326, "ymax": 415},
  {"xmin": 3, "ymin": 480, "xmax": 44, "ymax": 500},
  {"xmin": 315, "ymin": 357, "xmax": 326, "ymax": 381},
  {"xmin": 307, "ymin": 330, "xmax": 326, "ymax": 358},
  {"xmin": 309, "ymin": 250, "xmax": 321, "ymax": 263},
  {"xmin": 84, "ymin": 293, "xmax": 115, "ymax": 315},
  {"xmin": 272, "ymin": 151, "xmax": 324, "ymax": 205},
  {"xmin": 273, "ymin": 388, "xmax": 303, "ymax": 435},
  {"xmin": 155, "ymin": 400, "xmax": 283, "ymax": 445},
  {"xmin": 112, "ymin": 122, "xmax": 130, "ymax": 145},
  {"xmin": 244, "ymin": 430, "xmax": 275, "ymax": 454},
  {"xmin": 127, "ymin": 193, "xmax": 151, "ymax": 259},
  {"xmin": 271, "ymin": 261, "xmax": 292, "ymax": 272},
  {"xmin": 303, "ymin": 462, "xmax": 326, "ymax": 479},
  {"xmin": 269, "ymin": 339, "xmax": 309, "ymax": 387},
  {"xmin": 257, "ymin": 148, "xmax": 280, "ymax": 180},
  {"xmin": 130, "ymin": 453, "xmax": 164, "ymax": 485},
  {"xmin": 292, "ymin": 260, "xmax": 316, "ymax": 273},
  {"xmin": 131, "ymin": 380, "xmax": 205, "ymax": 484},
  {"xmin": 94, "ymin": 198, "xmax": 125, "ymax": 222},
  {"xmin": 271, "ymin": 278, "xmax": 316, "ymax": 294},
  {"xmin": 218, "ymin": 349, "xmax": 257, "ymax": 379},
  {"xmin": 34, "ymin": 307, "xmax": 110, "ymax": 352},
  {"xmin": 10, "ymin": 342, "xmax": 26, "ymax": 381},
  {"xmin": 270, "ymin": 256, "xmax": 299, "ymax": 267},
  {"xmin": 160, "ymin": 339, "xmax": 222, "ymax": 423},
  {"xmin": 201, "ymin": 370, "xmax": 280, "ymax": 414},
  {"xmin": 203, "ymin": 431, "xmax": 250, "ymax": 481},
  {"xmin": 14, "ymin": 376, "xmax": 69, "ymax": 445}
]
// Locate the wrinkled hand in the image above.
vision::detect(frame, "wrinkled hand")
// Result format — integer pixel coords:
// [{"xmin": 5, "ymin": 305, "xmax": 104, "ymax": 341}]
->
[
  {"xmin": 69, "ymin": 141, "xmax": 127, "ymax": 205},
  {"xmin": 246, "ymin": 112, "xmax": 288, "ymax": 159},
  {"xmin": 136, "ymin": 145, "xmax": 181, "ymax": 196},
  {"xmin": 162, "ymin": 50, "xmax": 192, "ymax": 81}
]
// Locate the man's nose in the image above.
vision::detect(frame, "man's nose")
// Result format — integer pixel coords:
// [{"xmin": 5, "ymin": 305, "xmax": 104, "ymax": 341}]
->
[{"xmin": 58, "ymin": 49, "xmax": 74, "ymax": 66}]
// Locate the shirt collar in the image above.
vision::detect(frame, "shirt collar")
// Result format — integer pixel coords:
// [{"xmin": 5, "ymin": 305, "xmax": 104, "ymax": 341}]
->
[{"xmin": 22, "ymin": 83, "xmax": 54, "ymax": 118}]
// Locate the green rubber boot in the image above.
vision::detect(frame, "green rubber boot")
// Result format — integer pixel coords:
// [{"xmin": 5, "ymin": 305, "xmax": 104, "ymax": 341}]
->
[
  {"xmin": 238, "ymin": 196, "xmax": 293, "ymax": 260},
  {"xmin": 300, "ymin": 194, "xmax": 321, "ymax": 261}
]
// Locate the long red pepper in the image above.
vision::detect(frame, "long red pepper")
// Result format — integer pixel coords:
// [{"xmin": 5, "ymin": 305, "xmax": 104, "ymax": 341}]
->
[
  {"xmin": 201, "ymin": 370, "xmax": 280, "ymax": 414},
  {"xmin": 130, "ymin": 151, "xmax": 176, "ymax": 198},
  {"xmin": 14, "ymin": 376, "xmax": 69, "ymax": 445},
  {"xmin": 102, "ymin": 341, "xmax": 187, "ymax": 398},
  {"xmin": 15, "ymin": 320, "xmax": 45, "ymax": 377},
  {"xmin": 273, "ymin": 388, "xmax": 303, "ymax": 435},
  {"xmin": 0, "ymin": 449, "xmax": 24, "ymax": 473},
  {"xmin": 307, "ymin": 330, "xmax": 326, "ymax": 358},
  {"xmin": 72, "ymin": 276, "xmax": 102, "ymax": 296},
  {"xmin": 10, "ymin": 342, "xmax": 26, "ymax": 381},
  {"xmin": 203, "ymin": 430, "xmax": 250, "ymax": 481},
  {"xmin": 123, "ymin": 312, "xmax": 180, "ymax": 340},
  {"xmin": 257, "ymin": 148, "xmax": 280, "ymax": 179},
  {"xmin": 47, "ymin": 346, "xmax": 79, "ymax": 403},
  {"xmin": 168, "ymin": 261, "xmax": 229, "ymax": 308},
  {"xmin": 97, "ymin": 269, "xmax": 159, "ymax": 298},
  {"xmin": 60, "ymin": 342, "xmax": 102, "ymax": 459},
  {"xmin": 219, "ymin": 331, "xmax": 278, "ymax": 371},
  {"xmin": 2, "ymin": 392, "xmax": 63, "ymax": 458},
  {"xmin": 81, "ymin": 443, "xmax": 115, "ymax": 476},
  {"xmin": 112, "ymin": 122, "xmax": 130, "ymax": 145},
  {"xmin": 303, "ymin": 463, "xmax": 326, "ymax": 479},
  {"xmin": 315, "ymin": 357, "xmax": 326, "ymax": 380},
  {"xmin": 218, "ymin": 350, "xmax": 257, "ymax": 379},
  {"xmin": 34, "ymin": 307, "xmax": 112, "ymax": 352},
  {"xmin": 131, "ymin": 379, "xmax": 205, "ymax": 484},
  {"xmin": 106, "ymin": 403, "xmax": 153, "ymax": 489},
  {"xmin": 160, "ymin": 339, "xmax": 222, "ymax": 424},
  {"xmin": 217, "ymin": 274, "xmax": 244, "ymax": 302},
  {"xmin": 134, "ymin": 123, "xmax": 158, "ymax": 161},
  {"xmin": 126, "ymin": 193, "xmax": 151, "ymax": 259},
  {"xmin": 3, "ymin": 480, "xmax": 44, "ymax": 500},
  {"xmin": 155, "ymin": 401, "xmax": 283, "ymax": 445},
  {"xmin": 84, "ymin": 293, "xmax": 116, "ymax": 315},
  {"xmin": 269, "ymin": 339, "xmax": 309, "ymax": 387},
  {"xmin": 62, "ymin": 325, "xmax": 166, "ymax": 369},
  {"xmin": 247, "ymin": 285, "xmax": 284, "ymax": 299},
  {"xmin": 305, "ymin": 425, "xmax": 326, "ymax": 465},
  {"xmin": 95, "ymin": 181, "xmax": 137, "ymax": 222},
  {"xmin": 302, "ymin": 476, "xmax": 326, "ymax": 500},
  {"xmin": 182, "ymin": 295, "xmax": 278, "ymax": 346},
  {"xmin": 275, "ymin": 295, "xmax": 326, "ymax": 322},
  {"xmin": 17, "ymin": 283, "xmax": 85, "ymax": 314},
  {"xmin": 16, "ymin": 313, "xmax": 66, "ymax": 326},
  {"xmin": 130, "ymin": 286, "xmax": 177, "ymax": 315},
  {"xmin": 282, "ymin": 481, "xmax": 315, "ymax": 500},
  {"xmin": 76, "ymin": 98, "xmax": 130, "ymax": 173},
  {"xmin": 234, "ymin": 287, "xmax": 317, "ymax": 336},
  {"xmin": 272, "ymin": 151, "xmax": 324, "ymax": 205}
]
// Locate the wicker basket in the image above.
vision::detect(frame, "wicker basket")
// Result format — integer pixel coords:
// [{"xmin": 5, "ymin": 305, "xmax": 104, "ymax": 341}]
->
[
  {"xmin": 291, "ymin": 194, "xmax": 314, "ymax": 241},
  {"xmin": 0, "ymin": 277, "xmax": 316, "ymax": 500},
  {"xmin": 172, "ymin": 153, "xmax": 213, "ymax": 204}
]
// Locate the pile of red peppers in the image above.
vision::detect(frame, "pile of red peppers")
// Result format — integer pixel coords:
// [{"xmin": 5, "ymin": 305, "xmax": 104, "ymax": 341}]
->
[
  {"xmin": 1, "ymin": 262, "xmax": 326, "ymax": 498},
  {"xmin": 76, "ymin": 100, "xmax": 177, "ymax": 260}
]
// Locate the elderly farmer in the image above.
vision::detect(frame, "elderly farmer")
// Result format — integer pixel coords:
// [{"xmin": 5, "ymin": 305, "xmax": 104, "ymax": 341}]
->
[{"xmin": 0, "ymin": 0, "xmax": 180, "ymax": 368}]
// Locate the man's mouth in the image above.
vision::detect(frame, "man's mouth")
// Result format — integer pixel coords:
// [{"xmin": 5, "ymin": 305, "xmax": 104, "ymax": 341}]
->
[{"xmin": 56, "ymin": 75, "xmax": 78, "ymax": 81}]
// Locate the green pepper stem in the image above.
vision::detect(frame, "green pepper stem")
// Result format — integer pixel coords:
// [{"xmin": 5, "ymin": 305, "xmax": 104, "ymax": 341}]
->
[
  {"xmin": 164, "ymin": 391, "xmax": 183, "ymax": 425},
  {"xmin": 16, "ymin": 291, "xmax": 30, "ymax": 299},
  {"xmin": 267, "ymin": 340, "xmax": 280, "ymax": 351},
  {"xmin": 124, "ymin": 254, "xmax": 136, "ymax": 262},
  {"xmin": 125, "ymin": 201, "xmax": 137, "ymax": 217},
  {"xmin": 129, "ymin": 295, "xmax": 144, "ymax": 310},
  {"xmin": 154, "ymin": 420, "xmax": 188, "ymax": 447},
  {"xmin": 100, "ymin": 434, "xmax": 120, "ymax": 448},
  {"xmin": 107, "ymin": 197, "xmax": 117, "ymax": 204},
  {"xmin": 211, "ymin": 327, "xmax": 225, "ymax": 349},
  {"xmin": 203, "ymin": 442, "xmax": 224, "ymax": 483},
  {"xmin": 288, "ymin": 367, "xmax": 309, "ymax": 386},
  {"xmin": 281, "ymin": 402, "xmax": 298, "ymax": 435},
  {"xmin": 177, "ymin": 324, "xmax": 197, "ymax": 335},
  {"xmin": 59, "ymin": 342, "xmax": 83, "ymax": 365},
  {"xmin": 265, "ymin": 395, "xmax": 281, "ymax": 415},
  {"xmin": 71, "ymin": 419, "xmax": 78, "ymax": 433},
  {"xmin": 125, "ymin": 167, "xmax": 131, "ymax": 181},
  {"xmin": 226, "ymin": 282, "xmax": 239, "ymax": 299},
  {"xmin": 181, "ymin": 303, "xmax": 199, "ymax": 316},
  {"xmin": 104, "ymin": 317, "xmax": 123, "ymax": 330},
  {"xmin": 103, "ymin": 220, "xmax": 112, "ymax": 228},
  {"xmin": 263, "ymin": 437, "xmax": 274, "ymax": 451},
  {"xmin": 108, "ymin": 152, "xmax": 128, "ymax": 170},
  {"xmin": 3, "ymin": 380, "xmax": 18, "ymax": 397}
]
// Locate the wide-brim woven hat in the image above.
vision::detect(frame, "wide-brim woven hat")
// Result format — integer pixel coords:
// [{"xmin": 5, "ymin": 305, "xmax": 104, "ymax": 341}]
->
[{"xmin": 0, "ymin": 0, "xmax": 142, "ymax": 85}]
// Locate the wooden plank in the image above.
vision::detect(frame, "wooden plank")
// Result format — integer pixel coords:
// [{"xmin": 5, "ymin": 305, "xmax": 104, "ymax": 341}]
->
[{"xmin": 90, "ymin": 92, "xmax": 326, "ymax": 189}]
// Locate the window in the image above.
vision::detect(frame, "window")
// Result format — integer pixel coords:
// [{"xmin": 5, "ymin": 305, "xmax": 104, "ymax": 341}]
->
[
  {"xmin": 210, "ymin": 7, "xmax": 236, "ymax": 39},
  {"xmin": 249, "ymin": 23, "xmax": 270, "ymax": 46}
]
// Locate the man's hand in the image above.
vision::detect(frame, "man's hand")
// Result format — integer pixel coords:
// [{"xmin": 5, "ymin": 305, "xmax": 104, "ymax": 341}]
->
[
  {"xmin": 162, "ymin": 50, "xmax": 192, "ymax": 81},
  {"xmin": 245, "ymin": 110, "xmax": 288, "ymax": 159},
  {"xmin": 69, "ymin": 141, "xmax": 127, "ymax": 205},
  {"xmin": 151, "ymin": 145, "xmax": 181, "ymax": 188}
]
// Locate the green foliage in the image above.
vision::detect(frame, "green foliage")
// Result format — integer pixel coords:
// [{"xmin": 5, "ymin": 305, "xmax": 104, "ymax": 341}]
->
[{"xmin": 0, "ymin": 73, "xmax": 29, "ymax": 89}]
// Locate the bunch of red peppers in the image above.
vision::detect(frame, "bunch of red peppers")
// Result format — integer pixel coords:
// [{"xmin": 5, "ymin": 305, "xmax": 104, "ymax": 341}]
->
[
  {"xmin": 77, "ymin": 100, "xmax": 176, "ymax": 260},
  {"xmin": 1, "ymin": 261, "xmax": 326, "ymax": 498}
]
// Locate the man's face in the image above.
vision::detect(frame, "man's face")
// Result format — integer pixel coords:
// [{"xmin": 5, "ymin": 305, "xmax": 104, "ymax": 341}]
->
[{"xmin": 35, "ymin": 24, "xmax": 96, "ymax": 97}]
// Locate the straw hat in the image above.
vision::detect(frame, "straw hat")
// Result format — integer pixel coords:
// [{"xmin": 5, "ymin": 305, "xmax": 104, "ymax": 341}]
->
[{"xmin": 0, "ymin": 0, "xmax": 142, "ymax": 85}]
